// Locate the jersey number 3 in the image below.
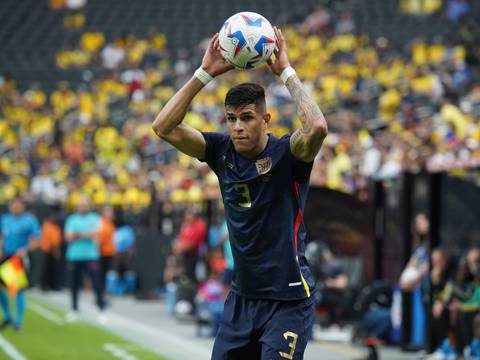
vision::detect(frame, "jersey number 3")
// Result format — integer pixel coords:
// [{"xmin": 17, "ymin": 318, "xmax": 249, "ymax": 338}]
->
[
  {"xmin": 233, "ymin": 183, "xmax": 252, "ymax": 208},
  {"xmin": 279, "ymin": 331, "xmax": 299, "ymax": 359}
]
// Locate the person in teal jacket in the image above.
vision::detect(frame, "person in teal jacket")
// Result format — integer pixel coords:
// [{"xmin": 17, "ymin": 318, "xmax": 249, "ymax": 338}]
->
[{"xmin": 64, "ymin": 196, "xmax": 106, "ymax": 324}]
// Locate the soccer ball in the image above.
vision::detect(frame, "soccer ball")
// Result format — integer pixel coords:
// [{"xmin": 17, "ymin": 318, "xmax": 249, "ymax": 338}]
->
[{"xmin": 218, "ymin": 11, "xmax": 276, "ymax": 69}]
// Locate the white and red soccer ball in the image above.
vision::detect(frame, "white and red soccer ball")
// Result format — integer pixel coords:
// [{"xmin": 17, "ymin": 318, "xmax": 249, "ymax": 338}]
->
[{"xmin": 218, "ymin": 12, "xmax": 276, "ymax": 69}]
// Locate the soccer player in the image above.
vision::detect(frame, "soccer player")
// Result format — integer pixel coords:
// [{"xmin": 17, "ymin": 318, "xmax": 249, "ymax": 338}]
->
[
  {"xmin": 152, "ymin": 27, "xmax": 328, "ymax": 359},
  {"xmin": 0, "ymin": 197, "xmax": 40, "ymax": 331}
]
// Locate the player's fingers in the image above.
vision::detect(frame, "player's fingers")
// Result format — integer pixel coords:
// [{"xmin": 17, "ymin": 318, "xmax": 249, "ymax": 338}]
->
[
  {"xmin": 213, "ymin": 36, "xmax": 220, "ymax": 50},
  {"xmin": 273, "ymin": 29, "xmax": 282, "ymax": 52},
  {"xmin": 279, "ymin": 29, "xmax": 286, "ymax": 46},
  {"xmin": 210, "ymin": 33, "xmax": 219, "ymax": 48},
  {"xmin": 273, "ymin": 26, "xmax": 279, "ymax": 38},
  {"xmin": 275, "ymin": 28, "xmax": 285, "ymax": 46},
  {"xmin": 274, "ymin": 36, "xmax": 281, "ymax": 51}
]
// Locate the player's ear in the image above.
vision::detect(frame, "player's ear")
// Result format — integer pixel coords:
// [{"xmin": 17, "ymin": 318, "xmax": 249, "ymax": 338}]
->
[{"xmin": 263, "ymin": 112, "xmax": 271, "ymax": 125}]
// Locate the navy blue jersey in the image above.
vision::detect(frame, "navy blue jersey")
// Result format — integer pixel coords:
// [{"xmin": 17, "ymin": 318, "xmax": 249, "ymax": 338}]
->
[{"xmin": 201, "ymin": 132, "xmax": 315, "ymax": 301}]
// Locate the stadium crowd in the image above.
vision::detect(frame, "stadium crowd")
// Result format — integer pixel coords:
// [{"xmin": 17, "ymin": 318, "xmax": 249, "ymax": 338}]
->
[{"xmin": 1, "ymin": 3, "xmax": 480, "ymax": 209}]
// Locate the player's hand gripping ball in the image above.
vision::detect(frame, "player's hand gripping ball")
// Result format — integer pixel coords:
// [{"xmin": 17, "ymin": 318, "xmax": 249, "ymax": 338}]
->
[{"xmin": 218, "ymin": 11, "xmax": 276, "ymax": 69}]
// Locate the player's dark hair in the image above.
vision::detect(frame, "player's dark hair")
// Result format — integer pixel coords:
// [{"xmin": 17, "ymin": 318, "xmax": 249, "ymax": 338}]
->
[{"xmin": 225, "ymin": 83, "xmax": 266, "ymax": 113}]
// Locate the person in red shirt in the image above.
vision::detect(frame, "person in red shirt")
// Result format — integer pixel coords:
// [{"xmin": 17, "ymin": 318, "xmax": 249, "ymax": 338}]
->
[
  {"xmin": 172, "ymin": 207, "xmax": 207, "ymax": 284},
  {"xmin": 98, "ymin": 206, "xmax": 116, "ymax": 293}
]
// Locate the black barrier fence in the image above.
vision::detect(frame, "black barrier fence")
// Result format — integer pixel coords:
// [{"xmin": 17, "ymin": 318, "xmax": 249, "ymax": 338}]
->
[
  {"xmin": 440, "ymin": 173, "xmax": 480, "ymax": 251},
  {"xmin": 303, "ymin": 187, "xmax": 375, "ymax": 285},
  {"xmin": 132, "ymin": 228, "xmax": 173, "ymax": 299},
  {"xmin": 3, "ymin": 171, "xmax": 480, "ymax": 305}
]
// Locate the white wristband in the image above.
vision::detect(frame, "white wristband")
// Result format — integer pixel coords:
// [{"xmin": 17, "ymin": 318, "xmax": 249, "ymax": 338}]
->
[
  {"xmin": 280, "ymin": 66, "xmax": 296, "ymax": 84},
  {"xmin": 194, "ymin": 67, "xmax": 213, "ymax": 85}
]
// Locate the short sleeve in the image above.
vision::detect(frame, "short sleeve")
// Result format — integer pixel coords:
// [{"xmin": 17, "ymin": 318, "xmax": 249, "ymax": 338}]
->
[
  {"xmin": 64, "ymin": 216, "xmax": 74, "ymax": 232},
  {"xmin": 283, "ymin": 135, "xmax": 314, "ymax": 183},
  {"xmin": 29, "ymin": 215, "xmax": 41, "ymax": 239},
  {"xmin": 292, "ymin": 156, "xmax": 314, "ymax": 183},
  {"xmin": 91, "ymin": 213, "xmax": 101, "ymax": 231},
  {"xmin": 200, "ymin": 132, "xmax": 229, "ymax": 171}
]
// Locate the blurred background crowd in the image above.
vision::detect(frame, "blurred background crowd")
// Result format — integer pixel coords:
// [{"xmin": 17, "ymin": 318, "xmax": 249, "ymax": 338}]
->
[
  {"xmin": 2, "ymin": 0, "xmax": 480, "ymax": 358},
  {"xmin": 2, "ymin": 0, "xmax": 480, "ymax": 208}
]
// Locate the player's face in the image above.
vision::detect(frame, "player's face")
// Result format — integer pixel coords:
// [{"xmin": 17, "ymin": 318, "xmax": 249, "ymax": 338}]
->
[{"xmin": 225, "ymin": 104, "xmax": 270, "ymax": 157}]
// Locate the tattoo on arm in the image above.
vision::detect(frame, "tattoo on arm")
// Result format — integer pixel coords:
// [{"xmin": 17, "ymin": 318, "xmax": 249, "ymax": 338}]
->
[{"xmin": 285, "ymin": 75, "xmax": 327, "ymax": 161}]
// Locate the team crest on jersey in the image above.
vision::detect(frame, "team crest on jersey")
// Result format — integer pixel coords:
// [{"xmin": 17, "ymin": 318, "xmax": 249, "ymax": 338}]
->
[{"xmin": 255, "ymin": 157, "xmax": 272, "ymax": 175}]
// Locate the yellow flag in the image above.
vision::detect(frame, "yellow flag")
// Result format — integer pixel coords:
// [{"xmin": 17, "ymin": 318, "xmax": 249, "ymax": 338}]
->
[{"xmin": 0, "ymin": 256, "xmax": 29, "ymax": 295}]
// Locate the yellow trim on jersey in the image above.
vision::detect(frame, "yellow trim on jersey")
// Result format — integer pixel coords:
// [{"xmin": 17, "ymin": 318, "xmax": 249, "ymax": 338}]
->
[
  {"xmin": 295, "ymin": 256, "xmax": 311, "ymax": 298},
  {"xmin": 300, "ymin": 273, "xmax": 310, "ymax": 298}
]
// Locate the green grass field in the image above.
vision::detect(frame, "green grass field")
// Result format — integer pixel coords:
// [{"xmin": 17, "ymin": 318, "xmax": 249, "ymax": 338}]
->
[{"xmin": 0, "ymin": 298, "xmax": 166, "ymax": 360}]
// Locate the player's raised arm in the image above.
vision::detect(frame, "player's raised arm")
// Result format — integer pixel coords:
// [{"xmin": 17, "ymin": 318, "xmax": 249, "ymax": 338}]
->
[
  {"xmin": 267, "ymin": 27, "xmax": 328, "ymax": 162},
  {"xmin": 152, "ymin": 33, "xmax": 234, "ymax": 159}
]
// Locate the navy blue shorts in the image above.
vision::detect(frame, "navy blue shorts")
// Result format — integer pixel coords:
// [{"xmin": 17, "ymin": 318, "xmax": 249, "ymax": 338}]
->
[{"xmin": 211, "ymin": 292, "xmax": 315, "ymax": 360}]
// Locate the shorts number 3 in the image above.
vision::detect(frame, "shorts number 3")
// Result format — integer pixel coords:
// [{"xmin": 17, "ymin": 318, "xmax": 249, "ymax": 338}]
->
[{"xmin": 279, "ymin": 331, "xmax": 298, "ymax": 359}]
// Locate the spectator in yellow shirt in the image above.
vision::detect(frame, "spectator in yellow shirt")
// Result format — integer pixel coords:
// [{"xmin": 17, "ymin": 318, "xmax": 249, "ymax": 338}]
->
[{"xmin": 80, "ymin": 28, "xmax": 105, "ymax": 52}]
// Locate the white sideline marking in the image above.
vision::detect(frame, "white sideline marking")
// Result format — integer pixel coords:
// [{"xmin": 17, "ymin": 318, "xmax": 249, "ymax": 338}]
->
[
  {"xmin": 28, "ymin": 303, "xmax": 64, "ymax": 325},
  {"xmin": 28, "ymin": 291, "xmax": 211, "ymax": 360},
  {"xmin": 103, "ymin": 343, "xmax": 137, "ymax": 360},
  {"xmin": 0, "ymin": 335, "xmax": 28, "ymax": 360},
  {"xmin": 105, "ymin": 311, "xmax": 211, "ymax": 358}
]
